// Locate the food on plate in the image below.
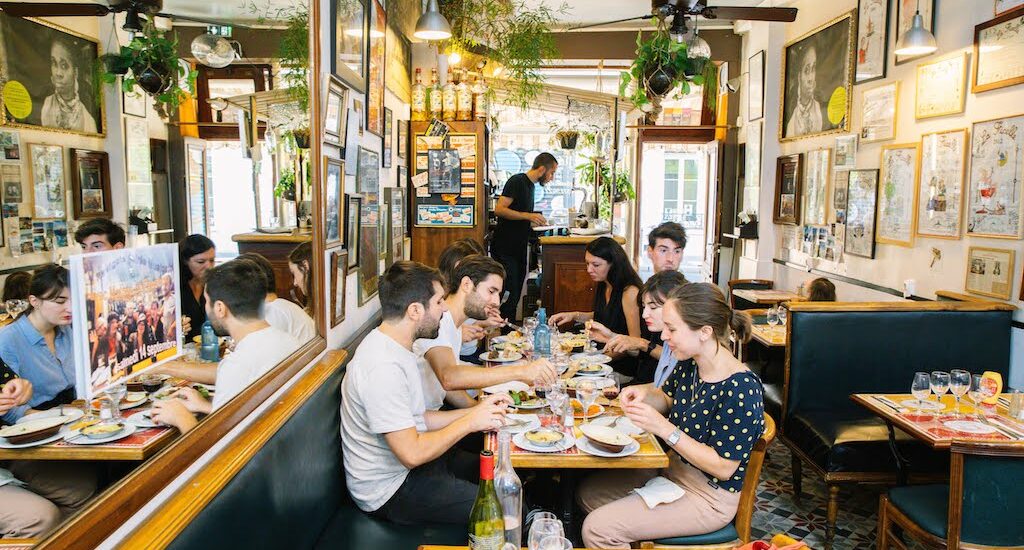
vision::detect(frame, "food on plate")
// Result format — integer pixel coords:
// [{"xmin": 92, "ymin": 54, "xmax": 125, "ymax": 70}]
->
[
  {"xmin": 506, "ymin": 330, "xmax": 523, "ymax": 342},
  {"xmin": 507, "ymin": 390, "xmax": 531, "ymax": 406},
  {"xmin": 68, "ymin": 418, "xmax": 101, "ymax": 432},
  {"xmin": 577, "ymin": 363, "xmax": 604, "ymax": 374},
  {"xmin": 487, "ymin": 350, "xmax": 518, "ymax": 361},
  {"xmin": 580, "ymin": 424, "xmax": 633, "ymax": 453},
  {"xmin": 82, "ymin": 422, "xmax": 124, "ymax": 439},
  {"xmin": 191, "ymin": 384, "xmax": 213, "ymax": 400},
  {"xmin": 0, "ymin": 417, "xmax": 65, "ymax": 444},
  {"xmin": 570, "ymin": 399, "xmax": 602, "ymax": 418},
  {"xmin": 524, "ymin": 428, "xmax": 564, "ymax": 447}
]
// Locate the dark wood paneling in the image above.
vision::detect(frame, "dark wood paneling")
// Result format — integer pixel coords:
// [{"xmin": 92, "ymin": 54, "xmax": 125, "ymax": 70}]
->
[
  {"xmin": 236, "ymin": 239, "xmax": 309, "ymax": 303},
  {"xmin": 541, "ymin": 242, "xmax": 595, "ymax": 313}
]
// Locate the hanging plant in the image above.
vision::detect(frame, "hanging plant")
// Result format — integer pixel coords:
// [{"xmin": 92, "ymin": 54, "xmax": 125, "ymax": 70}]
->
[
  {"xmin": 555, "ymin": 129, "xmax": 579, "ymax": 149},
  {"xmin": 275, "ymin": 168, "xmax": 296, "ymax": 200},
  {"xmin": 98, "ymin": 22, "xmax": 196, "ymax": 118},
  {"xmin": 618, "ymin": 21, "xmax": 716, "ymax": 117}
]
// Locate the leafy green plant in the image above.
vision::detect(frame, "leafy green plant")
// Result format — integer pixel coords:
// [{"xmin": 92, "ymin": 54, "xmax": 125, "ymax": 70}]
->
[
  {"xmin": 577, "ymin": 160, "xmax": 634, "ymax": 218},
  {"xmin": 98, "ymin": 22, "xmax": 195, "ymax": 118},
  {"xmin": 618, "ymin": 24, "xmax": 716, "ymax": 113},
  {"xmin": 275, "ymin": 168, "xmax": 296, "ymax": 199},
  {"xmin": 246, "ymin": 1, "xmax": 309, "ymax": 111}
]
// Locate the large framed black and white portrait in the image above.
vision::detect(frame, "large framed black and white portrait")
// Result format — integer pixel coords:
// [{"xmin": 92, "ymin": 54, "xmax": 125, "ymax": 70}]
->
[
  {"xmin": 779, "ymin": 11, "xmax": 855, "ymax": 142},
  {"xmin": 0, "ymin": 15, "xmax": 104, "ymax": 137}
]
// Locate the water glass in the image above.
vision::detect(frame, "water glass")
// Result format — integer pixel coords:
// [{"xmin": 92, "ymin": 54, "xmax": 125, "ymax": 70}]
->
[
  {"xmin": 538, "ymin": 536, "xmax": 573, "ymax": 550},
  {"xmin": 104, "ymin": 384, "xmax": 127, "ymax": 421},
  {"xmin": 778, "ymin": 306, "xmax": 788, "ymax": 326},
  {"xmin": 576, "ymin": 379, "xmax": 600, "ymax": 423},
  {"xmin": 911, "ymin": 372, "xmax": 931, "ymax": 410},
  {"xmin": 766, "ymin": 306, "xmax": 779, "ymax": 327},
  {"xmin": 930, "ymin": 371, "xmax": 950, "ymax": 405},
  {"xmin": 968, "ymin": 374, "xmax": 985, "ymax": 420},
  {"xmin": 949, "ymin": 370, "xmax": 971, "ymax": 415},
  {"xmin": 528, "ymin": 518, "xmax": 564, "ymax": 550},
  {"xmin": 1009, "ymin": 390, "xmax": 1024, "ymax": 420}
]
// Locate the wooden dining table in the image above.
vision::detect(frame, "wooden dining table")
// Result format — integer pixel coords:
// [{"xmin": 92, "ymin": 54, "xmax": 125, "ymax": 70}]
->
[
  {"xmin": 750, "ymin": 324, "xmax": 786, "ymax": 348},
  {"xmin": 0, "ymin": 410, "xmax": 178, "ymax": 461},
  {"xmin": 732, "ymin": 289, "xmax": 802, "ymax": 305}
]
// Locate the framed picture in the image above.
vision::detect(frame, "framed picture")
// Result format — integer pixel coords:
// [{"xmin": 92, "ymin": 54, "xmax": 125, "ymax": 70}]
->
[
  {"xmin": 996, "ymin": 0, "xmax": 1024, "ymax": 16},
  {"xmin": 745, "ymin": 120, "xmax": 763, "ymax": 190},
  {"xmin": 331, "ymin": 0, "xmax": 367, "ymax": 91},
  {"xmin": 383, "ymin": 107, "xmax": 393, "ymax": 168},
  {"xmin": 773, "ymin": 154, "xmax": 803, "ymax": 225},
  {"xmin": 390, "ymin": 186, "xmax": 405, "ymax": 262},
  {"xmin": 965, "ymin": 246, "xmax": 1015, "ymax": 300},
  {"xmin": 803, "ymin": 148, "xmax": 832, "ymax": 226},
  {"xmin": 0, "ymin": 129, "xmax": 20, "ymax": 161},
  {"xmin": 831, "ymin": 169, "xmax": 850, "ymax": 225},
  {"xmin": 856, "ymin": 0, "xmax": 890, "ymax": 83},
  {"xmin": 0, "ymin": 15, "xmax": 104, "ymax": 137},
  {"xmin": 365, "ymin": 0, "xmax": 386, "ymax": 137},
  {"xmin": 323, "ymin": 157, "xmax": 344, "ymax": 248},
  {"xmin": 1, "ymin": 164, "xmax": 23, "ymax": 205},
  {"xmin": 397, "ymin": 165, "xmax": 409, "ymax": 237},
  {"xmin": 353, "ymin": 98, "xmax": 365, "ymax": 136},
  {"xmin": 895, "ymin": 0, "xmax": 936, "ymax": 65},
  {"xmin": 973, "ymin": 7, "xmax": 1024, "ymax": 93},
  {"xmin": 916, "ymin": 52, "xmax": 968, "ymax": 119},
  {"xmin": 330, "ymin": 249, "xmax": 348, "ymax": 328},
  {"xmin": 844, "ymin": 169, "xmax": 880, "ymax": 258},
  {"xmin": 861, "ymin": 82, "xmax": 898, "ymax": 143},
  {"xmin": 779, "ymin": 11, "xmax": 855, "ymax": 142},
  {"xmin": 122, "ymin": 84, "xmax": 147, "ymax": 118},
  {"xmin": 834, "ymin": 135, "xmax": 858, "ymax": 170},
  {"xmin": 70, "ymin": 149, "xmax": 112, "ymax": 218},
  {"xmin": 397, "ymin": 119, "xmax": 409, "ymax": 161},
  {"xmin": 356, "ymin": 147, "xmax": 380, "ymax": 194},
  {"xmin": 124, "ymin": 116, "xmax": 151, "ymax": 183},
  {"xmin": 345, "ymin": 194, "xmax": 362, "ymax": 269},
  {"xmin": 967, "ymin": 114, "xmax": 1024, "ymax": 238},
  {"xmin": 877, "ymin": 144, "xmax": 920, "ymax": 247},
  {"xmin": 747, "ymin": 50, "xmax": 765, "ymax": 121},
  {"xmin": 344, "ymin": 108, "xmax": 359, "ymax": 175},
  {"xmin": 917, "ymin": 129, "xmax": 968, "ymax": 239},
  {"xmin": 358, "ymin": 201, "xmax": 380, "ymax": 305},
  {"xmin": 29, "ymin": 144, "xmax": 65, "ymax": 219},
  {"xmin": 323, "ymin": 76, "xmax": 348, "ymax": 146},
  {"xmin": 195, "ymin": 65, "xmax": 269, "ymax": 140},
  {"xmin": 427, "ymin": 149, "xmax": 461, "ymax": 194}
]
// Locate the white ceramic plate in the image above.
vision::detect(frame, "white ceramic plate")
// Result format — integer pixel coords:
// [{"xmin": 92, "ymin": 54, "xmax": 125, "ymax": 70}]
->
[
  {"xmin": 901, "ymin": 399, "xmax": 944, "ymax": 411},
  {"xmin": 0, "ymin": 429, "xmax": 67, "ymax": 449},
  {"xmin": 942, "ymin": 420, "xmax": 997, "ymax": 434},
  {"xmin": 590, "ymin": 415, "xmax": 644, "ymax": 436},
  {"xmin": 64, "ymin": 423, "xmax": 138, "ymax": 445},
  {"xmin": 481, "ymin": 351, "xmax": 524, "ymax": 363},
  {"xmin": 482, "ymin": 381, "xmax": 530, "ymax": 394},
  {"xmin": 576, "ymin": 436, "xmax": 640, "ymax": 458},
  {"xmin": 513, "ymin": 431, "xmax": 576, "ymax": 453},
  {"xmin": 571, "ymin": 353, "xmax": 612, "ymax": 364},
  {"xmin": 126, "ymin": 410, "xmax": 161, "ymax": 429},
  {"xmin": 17, "ymin": 407, "xmax": 84, "ymax": 425},
  {"xmin": 574, "ymin": 365, "xmax": 614, "ymax": 377},
  {"xmin": 501, "ymin": 414, "xmax": 541, "ymax": 434},
  {"xmin": 0, "ymin": 416, "xmax": 67, "ymax": 439}
]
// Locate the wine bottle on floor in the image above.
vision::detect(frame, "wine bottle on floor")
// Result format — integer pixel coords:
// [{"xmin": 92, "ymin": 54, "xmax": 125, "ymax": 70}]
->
[{"xmin": 469, "ymin": 450, "xmax": 505, "ymax": 549}]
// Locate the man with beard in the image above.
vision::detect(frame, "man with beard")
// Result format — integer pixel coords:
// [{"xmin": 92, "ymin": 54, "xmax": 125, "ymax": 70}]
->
[
  {"xmin": 341, "ymin": 261, "xmax": 513, "ymax": 525},
  {"xmin": 150, "ymin": 260, "xmax": 302, "ymax": 432},
  {"xmin": 413, "ymin": 255, "xmax": 557, "ymax": 410}
]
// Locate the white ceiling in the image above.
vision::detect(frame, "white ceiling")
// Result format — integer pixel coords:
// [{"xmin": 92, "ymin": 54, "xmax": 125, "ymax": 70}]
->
[{"xmin": 522, "ymin": 0, "xmax": 771, "ymax": 31}]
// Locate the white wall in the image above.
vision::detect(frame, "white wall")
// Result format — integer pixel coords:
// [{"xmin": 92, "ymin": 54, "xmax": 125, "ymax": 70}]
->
[{"xmin": 739, "ymin": 0, "xmax": 1024, "ymax": 386}]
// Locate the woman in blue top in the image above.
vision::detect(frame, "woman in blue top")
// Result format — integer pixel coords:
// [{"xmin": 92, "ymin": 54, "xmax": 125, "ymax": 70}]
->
[{"xmin": 578, "ymin": 283, "xmax": 765, "ymax": 549}]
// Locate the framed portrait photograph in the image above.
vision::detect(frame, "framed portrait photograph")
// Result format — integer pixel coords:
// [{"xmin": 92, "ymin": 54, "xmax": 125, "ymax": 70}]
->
[
  {"xmin": 365, "ymin": 0, "xmax": 386, "ymax": 137},
  {"xmin": 917, "ymin": 129, "xmax": 968, "ymax": 239},
  {"xmin": 965, "ymin": 246, "xmax": 1015, "ymax": 300},
  {"xmin": 844, "ymin": 169, "xmax": 880, "ymax": 258},
  {"xmin": 916, "ymin": 52, "xmax": 968, "ymax": 119},
  {"xmin": 356, "ymin": 146, "xmax": 380, "ymax": 194},
  {"xmin": 345, "ymin": 194, "xmax": 362, "ymax": 269},
  {"xmin": 383, "ymin": 107, "xmax": 393, "ymax": 168},
  {"xmin": 895, "ymin": 0, "xmax": 936, "ymax": 65},
  {"xmin": 773, "ymin": 154, "xmax": 803, "ymax": 225},
  {"xmin": 856, "ymin": 0, "xmax": 890, "ymax": 83},
  {"xmin": 834, "ymin": 135, "xmax": 858, "ymax": 170},
  {"xmin": 877, "ymin": 144, "xmax": 920, "ymax": 247},
  {"xmin": 331, "ymin": 0, "xmax": 367, "ymax": 91},
  {"xmin": 0, "ymin": 15, "xmax": 104, "ymax": 137},
  {"xmin": 29, "ymin": 144, "xmax": 65, "ymax": 219},
  {"xmin": 973, "ymin": 8, "xmax": 1024, "ymax": 93},
  {"xmin": 70, "ymin": 149, "xmax": 112, "ymax": 219},
  {"xmin": 323, "ymin": 76, "xmax": 348, "ymax": 147},
  {"xmin": 779, "ymin": 11, "xmax": 855, "ymax": 142},
  {"xmin": 748, "ymin": 50, "xmax": 765, "ymax": 121},
  {"xmin": 861, "ymin": 82, "xmax": 898, "ymax": 143},
  {"xmin": 330, "ymin": 249, "xmax": 348, "ymax": 328},
  {"xmin": 966, "ymin": 114, "xmax": 1024, "ymax": 238},
  {"xmin": 803, "ymin": 148, "xmax": 832, "ymax": 226},
  {"xmin": 397, "ymin": 119, "xmax": 409, "ymax": 161},
  {"xmin": 996, "ymin": 0, "xmax": 1024, "ymax": 15},
  {"xmin": 323, "ymin": 157, "xmax": 344, "ymax": 248},
  {"xmin": 358, "ymin": 201, "xmax": 380, "ymax": 305}
]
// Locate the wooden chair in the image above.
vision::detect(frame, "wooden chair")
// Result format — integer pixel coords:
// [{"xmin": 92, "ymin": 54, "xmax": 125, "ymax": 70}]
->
[
  {"xmin": 727, "ymin": 279, "xmax": 774, "ymax": 310},
  {"xmin": 639, "ymin": 414, "xmax": 777, "ymax": 550},
  {"xmin": 877, "ymin": 440, "xmax": 1024, "ymax": 550}
]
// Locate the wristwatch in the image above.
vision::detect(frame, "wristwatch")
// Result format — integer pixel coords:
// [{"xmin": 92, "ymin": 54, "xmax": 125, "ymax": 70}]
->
[{"xmin": 666, "ymin": 428, "xmax": 683, "ymax": 446}]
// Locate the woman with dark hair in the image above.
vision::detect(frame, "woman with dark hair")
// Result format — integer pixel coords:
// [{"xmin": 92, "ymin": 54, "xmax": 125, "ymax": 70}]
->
[
  {"xmin": 806, "ymin": 277, "xmax": 837, "ymax": 302},
  {"xmin": 179, "ymin": 234, "xmax": 216, "ymax": 342},
  {"xmin": 2, "ymin": 271, "xmax": 31, "ymax": 303},
  {"xmin": 287, "ymin": 242, "xmax": 314, "ymax": 314},
  {"xmin": 549, "ymin": 237, "xmax": 643, "ymax": 378},
  {"xmin": 578, "ymin": 283, "xmax": 764, "ymax": 548}
]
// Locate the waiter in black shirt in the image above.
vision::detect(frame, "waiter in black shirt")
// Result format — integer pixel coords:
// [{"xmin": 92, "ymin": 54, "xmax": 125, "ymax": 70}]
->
[{"xmin": 491, "ymin": 152, "xmax": 557, "ymax": 321}]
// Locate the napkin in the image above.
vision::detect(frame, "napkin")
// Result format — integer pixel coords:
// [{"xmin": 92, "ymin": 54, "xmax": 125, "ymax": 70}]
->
[{"xmin": 632, "ymin": 476, "xmax": 685, "ymax": 509}]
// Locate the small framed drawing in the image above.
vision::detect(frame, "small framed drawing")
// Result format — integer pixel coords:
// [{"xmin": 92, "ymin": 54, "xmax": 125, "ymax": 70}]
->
[
  {"xmin": 747, "ymin": 50, "xmax": 765, "ymax": 121},
  {"xmin": 966, "ymin": 114, "xmax": 1024, "ymax": 238},
  {"xmin": 29, "ymin": 144, "xmax": 66, "ymax": 219},
  {"xmin": 831, "ymin": 169, "xmax": 850, "ymax": 225},
  {"xmin": 965, "ymin": 246, "xmax": 1015, "ymax": 300},
  {"xmin": 323, "ymin": 157, "xmax": 344, "ymax": 248},
  {"xmin": 834, "ymin": 135, "xmax": 858, "ymax": 170},
  {"xmin": 802, "ymin": 148, "xmax": 831, "ymax": 226},
  {"xmin": 916, "ymin": 52, "xmax": 968, "ymax": 119},
  {"xmin": 356, "ymin": 147, "xmax": 380, "ymax": 194},
  {"xmin": 70, "ymin": 149, "xmax": 112, "ymax": 218},
  {"xmin": 861, "ymin": 82, "xmax": 898, "ymax": 143},
  {"xmin": 345, "ymin": 194, "xmax": 362, "ymax": 268},
  {"xmin": 855, "ymin": 0, "xmax": 890, "ymax": 84},
  {"xmin": 895, "ymin": 0, "xmax": 936, "ymax": 65},
  {"xmin": 877, "ymin": 144, "xmax": 920, "ymax": 247},
  {"xmin": 773, "ymin": 154, "xmax": 803, "ymax": 225},
  {"xmin": 996, "ymin": 0, "xmax": 1024, "ymax": 16},
  {"xmin": 917, "ymin": 129, "xmax": 967, "ymax": 239},
  {"xmin": 844, "ymin": 169, "xmax": 880, "ymax": 259},
  {"xmin": 397, "ymin": 119, "xmax": 408, "ymax": 161},
  {"xmin": 972, "ymin": 7, "xmax": 1024, "ymax": 93},
  {"xmin": 330, "ymin": 249, "xmax": 348, "ymax": 328},
  {"xmin": 383, "ymin": 107, "xmax": 393, "ymax": 168},
  {"xmin": 324, "ymin": 76, "xmax": 348, "ymax": 146}
]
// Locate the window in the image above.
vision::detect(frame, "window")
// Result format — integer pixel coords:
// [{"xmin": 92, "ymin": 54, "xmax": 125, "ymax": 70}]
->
[
  {"xmin": 663, "ymin": 159, "xmax": 679, "ymax": 220},
  {"xmin": 682, "ymin": 159, "xmax": 698, "ymax": 223}
]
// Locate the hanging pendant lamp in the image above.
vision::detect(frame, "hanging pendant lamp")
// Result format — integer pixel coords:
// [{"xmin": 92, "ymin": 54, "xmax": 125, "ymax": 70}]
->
[
  {"xmin": 414, "ymin": 0, "xmax": 452, "ymax": 41},
  {"xmin": 894, "ymin": 1, "xmax": 936, "ymax": 56}
]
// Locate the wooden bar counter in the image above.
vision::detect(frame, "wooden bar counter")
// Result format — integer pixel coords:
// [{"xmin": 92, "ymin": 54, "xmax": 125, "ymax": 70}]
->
[
  {"xmin": 232, "ymin": 231, "xmax": 311, "ymax": 300},
  {"xmin": 539, "ymin": 234, "xmax": 626, "ymax": 314}
]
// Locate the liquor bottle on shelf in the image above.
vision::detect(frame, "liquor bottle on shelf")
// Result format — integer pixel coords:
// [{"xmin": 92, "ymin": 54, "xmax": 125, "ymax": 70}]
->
[
  {"xmin": 429, "ymin": 68, "xmax": 443, "ymax": 120},
  {"xmin": 411, "ymin": 68, "xmax": 427, "ymax": 122},
  {"xmin": 494, "ymin": 431, "xmax": 523, "ymax": 548},
  {"xmin": 468, "ymin": 450, "xmax": 504, "ymax": 549},
  {"xmin": 442, "ymin": 67, "xmax": 457, "ymax": 122},
  {"xmin": 472, "ymin": 74, "xmax": 488, "ymax": 121},
  {"xmin": 456, "ymin": 70, "xmax": 473, "ymax": 121}
]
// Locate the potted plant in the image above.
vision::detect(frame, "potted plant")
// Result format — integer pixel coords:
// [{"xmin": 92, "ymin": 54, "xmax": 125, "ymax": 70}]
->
[
  {"xmin": 98, "ymin": 22, "xmax": 195, "ymax": 118},
  {"xmin": 275, "ymin": 169, "xmax": 296, "ymax": 201},
  {"xmin": 289, "ymin": 128, "xmax": 311, "ymax": 150},
  {"xmin": 555, "ymin": 129, "xmax": 579, "ymax": 150}
]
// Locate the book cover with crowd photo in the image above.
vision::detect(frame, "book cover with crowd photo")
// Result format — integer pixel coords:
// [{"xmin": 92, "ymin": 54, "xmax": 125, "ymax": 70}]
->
[{"xmin": 70, "ymin": 244, "xmax": 183, "ymax": 399}]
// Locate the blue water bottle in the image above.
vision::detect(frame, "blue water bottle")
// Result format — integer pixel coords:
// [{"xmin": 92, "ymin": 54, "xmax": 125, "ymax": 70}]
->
[
  {"xmin": 534, "ymin": 308, "xmax": 551, "ymax": 358},
  {"xmin": 200, "ymin": 320, "xmax": 219, "ymax": 362}
]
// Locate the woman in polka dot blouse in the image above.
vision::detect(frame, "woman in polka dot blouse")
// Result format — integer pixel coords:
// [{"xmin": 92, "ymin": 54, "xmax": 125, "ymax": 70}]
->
[{"xmin": 577, "ymin": 282, "xmax": 765, "ymax": 549}]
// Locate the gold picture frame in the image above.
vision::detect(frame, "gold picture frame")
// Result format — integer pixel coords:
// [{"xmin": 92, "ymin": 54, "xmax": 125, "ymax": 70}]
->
[
  {"xmin": 972, "ymin": 7, "xmax": 1024, "ymax": 93},
  {"xmin": 964, "ymin": 246, "xmax": 1015, "ymax": 300},
  {"xmin": 916, "ymin": 128, "xmax": 968, "ymax": 240},
  {"xmin": 915, "ymin": 52, "xmax": 968, "ymax": 120},
  {"xmin": 877, "ymin": 143, "xmax": 921, "ymax": 247}
]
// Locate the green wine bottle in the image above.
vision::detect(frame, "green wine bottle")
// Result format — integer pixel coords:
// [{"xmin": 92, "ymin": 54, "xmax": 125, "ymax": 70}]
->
[{"xmin": 469, "ymin": 450, "xmax": 505, "ymax": 549}]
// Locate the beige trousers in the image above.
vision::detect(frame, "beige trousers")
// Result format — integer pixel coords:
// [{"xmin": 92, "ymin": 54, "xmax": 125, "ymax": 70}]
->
[
  {"xmin": 0, "ymin": 461, "xmax": 97, "ymax": 538},
  {"xmin": 578, "ymin": 457, "xmax": 741, "ymax": 549}
]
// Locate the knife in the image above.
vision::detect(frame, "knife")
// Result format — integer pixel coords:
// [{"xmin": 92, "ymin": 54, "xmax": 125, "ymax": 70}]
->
[
  {"xmin": 977, "ymin": 416, "xmax": 1018, "ymax": 439},
  {"xmin": 875, "ymin": 396, "xmax": 904, "ymax": 413}
]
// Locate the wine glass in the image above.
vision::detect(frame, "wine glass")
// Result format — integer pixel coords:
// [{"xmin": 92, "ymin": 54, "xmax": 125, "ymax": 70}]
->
[
  {"xmin": 766, "ymin": 306, "xmax": 779, "ymax": 327},
  {"xmin": 911, "ymin": 372, "xmax": 931, "ymax": 411},
  {"xmin": 930, "ymin": 371, "xmax": 950, "ymax": 408},
  {"xmin": 949, "ymin": 369, "xmax": 971, "ymax": 416},
  {"xmin": 601, "ymin": 377, "xmax": 620, "ymax": 402},
  {"xmin": 967, "ymin": 374, "xmax": 985, "ymax": 420},
  {"xmin": 104, "ymin": 383, "xmax": 127, "ymax": 422},
  {"xmin": 523, "ymin": 316, "xmax": 539, "ymax": 340},
  {"xmin": 576, "ymin": 378, "xmax": 600, "ymax": 424},
  {"xmin": 546, "ymin": 390, "xmax": 567, "ymax": 431},
  {"xmin": 528, "ymin": 518, "xmax": 564, "ymax": 550},
  {"xmin": 538, "ymin": 536, "xmax": 573, "ymax": 550},
  {"xmin": 778, "ymin": 306, "xmax": 788, "ymax": 327}
]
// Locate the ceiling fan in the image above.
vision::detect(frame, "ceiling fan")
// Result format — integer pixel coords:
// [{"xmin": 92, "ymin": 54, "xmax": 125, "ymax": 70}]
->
[
  {"xmin": 0, "ymin": 1, "xmax": 248, "ymax": 33},
  {"xmin": 567, "ymin": 0, "xmax": 798, "ymax": 32}
]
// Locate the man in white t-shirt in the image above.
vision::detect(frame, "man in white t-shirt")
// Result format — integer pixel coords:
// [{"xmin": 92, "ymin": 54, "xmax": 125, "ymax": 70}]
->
[
  {"xmin": 413, "ymin": 255, "xmax": 557, "ymax": 410},
  {"xmin": 341, "ymin": 261, "xmax": 511, "ymax": 524},
  {"xmin": 151, "ymin": 260, "xmax": 303, "ymax": 431},
  {"xmin": 237, "ymin": 252, "xmax": 315, "ymax": 341}
]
